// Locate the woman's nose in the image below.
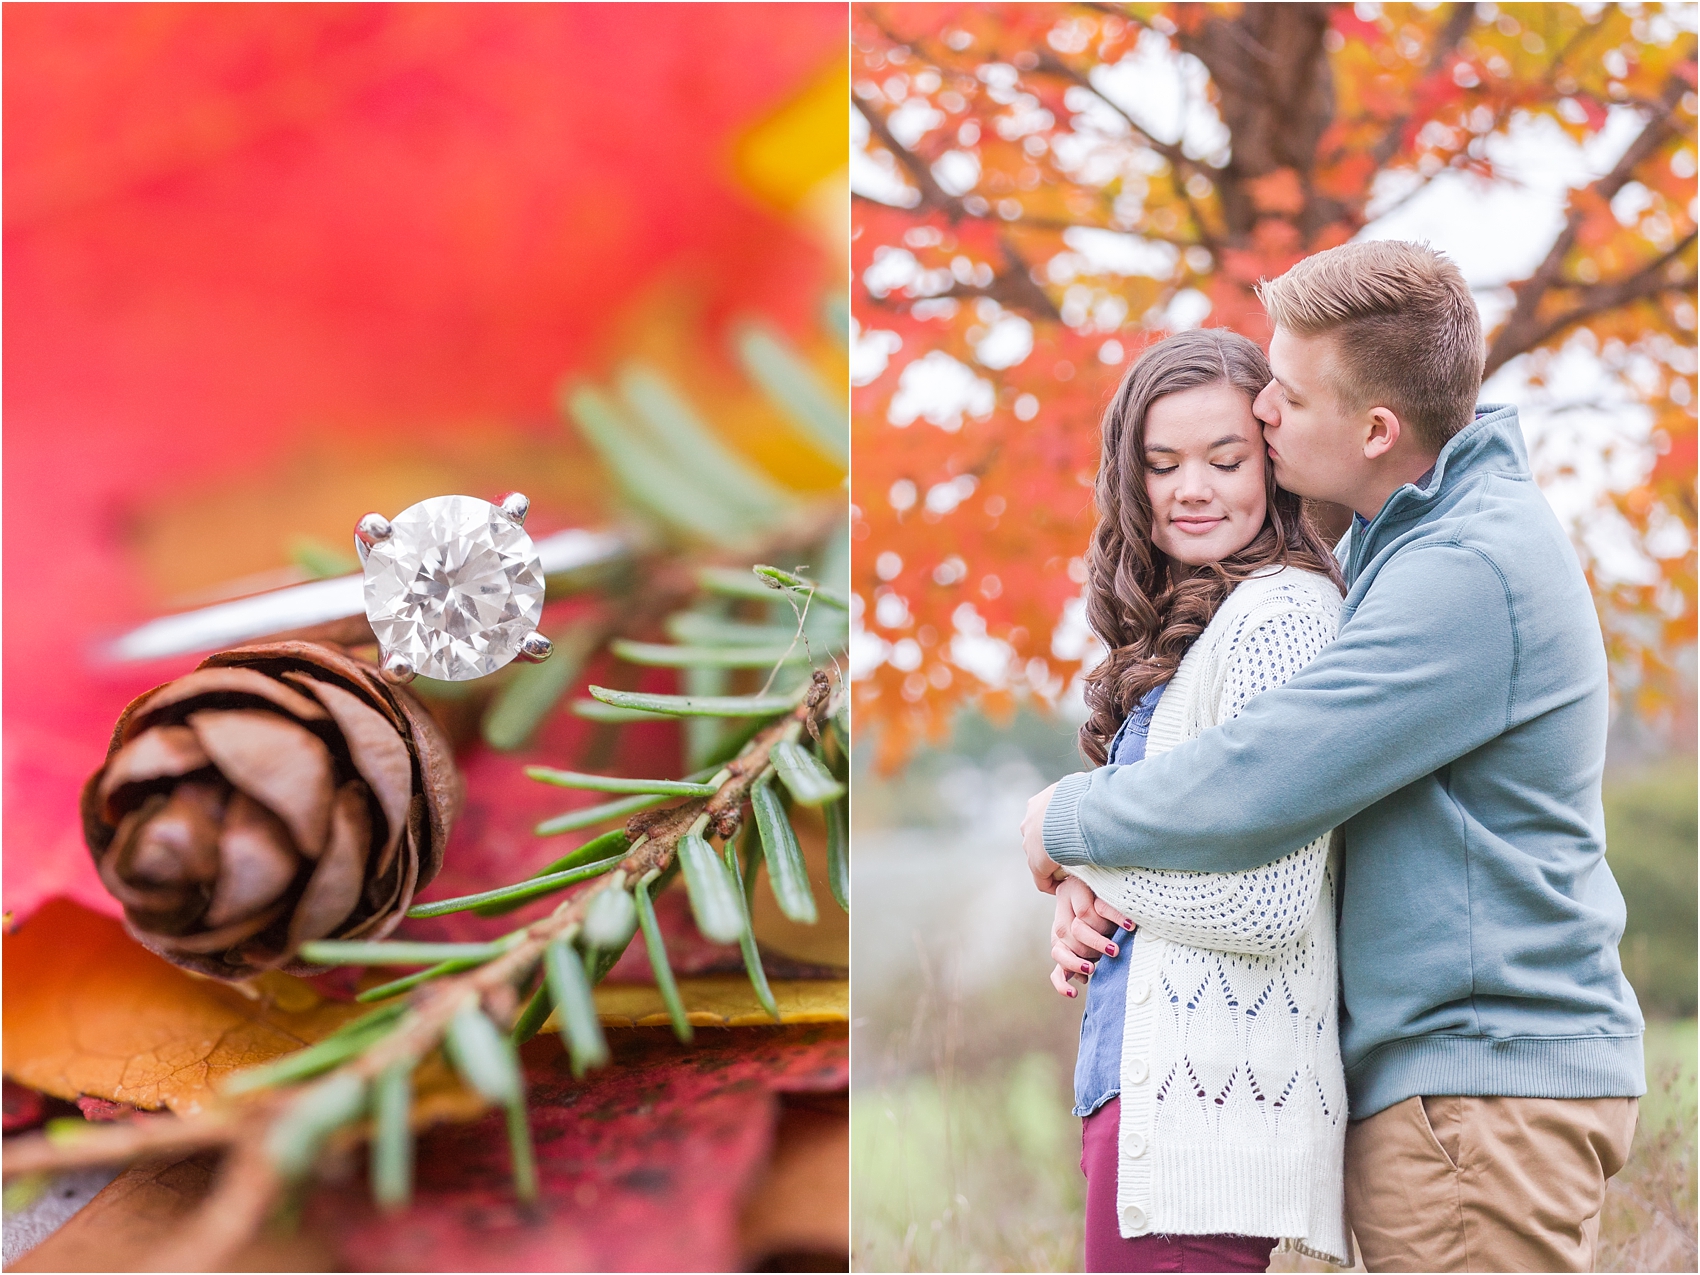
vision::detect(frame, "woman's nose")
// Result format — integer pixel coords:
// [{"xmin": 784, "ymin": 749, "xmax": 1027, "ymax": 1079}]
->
[{"xmin": 1175, "ymin": 465, "xmax": 1212, "ymax": 502}]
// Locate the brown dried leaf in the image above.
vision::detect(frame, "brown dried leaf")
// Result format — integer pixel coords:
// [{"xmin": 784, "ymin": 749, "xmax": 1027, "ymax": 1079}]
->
[
  {"xmin": 748, "ymin": 803, "xmax": 848, "ymax": 968},
  {"xmin": 6, "ymin": 1152, "xmax": 336, "ymax": 1273},
  {"xmin": 590, "ymin": 976, "xmax": 849, "ymax": 1029}
]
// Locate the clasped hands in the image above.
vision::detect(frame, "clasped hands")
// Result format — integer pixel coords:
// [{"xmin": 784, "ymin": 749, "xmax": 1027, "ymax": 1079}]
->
[{"xmin": 1022, "ymin": 781, "xmax": 1135, "ymax": 1000}]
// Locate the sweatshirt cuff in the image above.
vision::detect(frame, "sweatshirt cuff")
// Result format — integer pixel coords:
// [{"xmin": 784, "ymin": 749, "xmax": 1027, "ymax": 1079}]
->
[{"xmin": 1043, "ymin": 770, "xmax": 1095, "ymax": 866}]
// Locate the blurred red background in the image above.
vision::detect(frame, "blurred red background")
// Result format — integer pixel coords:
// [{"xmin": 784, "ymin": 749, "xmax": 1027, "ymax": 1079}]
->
[{"xmin": 4, "ymin": 2, "xmax": 844, "ymax": 922}]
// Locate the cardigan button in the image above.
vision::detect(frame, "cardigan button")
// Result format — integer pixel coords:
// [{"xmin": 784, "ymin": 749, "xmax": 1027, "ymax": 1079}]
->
[
  {"xmin": 1129, "ymin": 978, "xmax": 1149, "ymax": 1004},
  {"xmin": 1128, "ymin": 1059, "xmax": 1149, "ymax": 1084},
  {"xmin": 1127, "ymin": 1132, "xmax": 1146, "ymax": 1157},
  {"xmin": 1124, "ymin": 1205, "xmax": 1148, "ymax": 1234}
]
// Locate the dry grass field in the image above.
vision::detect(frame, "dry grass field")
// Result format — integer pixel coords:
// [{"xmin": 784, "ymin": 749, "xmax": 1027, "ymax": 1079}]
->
[
  {"xmin": 852, "ymin": 1014, "xmax": 1694, "ymax": 1273},
  {"xmin": 852, "ymin": 747, "xmax": 1697, "ymax": 1272}
]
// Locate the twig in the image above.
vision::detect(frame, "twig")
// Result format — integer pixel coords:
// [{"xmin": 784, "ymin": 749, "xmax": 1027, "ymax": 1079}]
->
[
  {"xmin": 1486, "ymin": 69, "xmax": 1694, "ymax": 375},
  {"xmin": 3, "ymin": 1107, "xmax": 246, "ymax": 1176},
  {"xmin": 1365, "ymin": 2, "xmax": 1479, "ymax": 173},
  {"xmin": 853, "ymin": 94, "xmax": 1062, "ymax": 320},
  {"xmin": 142, "ymin": 1137, "xmax": 284, "ymax": 1273}
]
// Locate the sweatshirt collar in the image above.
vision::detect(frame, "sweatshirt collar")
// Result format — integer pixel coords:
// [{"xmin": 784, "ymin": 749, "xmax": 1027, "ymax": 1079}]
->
[
  {"xmin": 1345, "ymin": 403, "xmax": 1528, "ymax": 567},
  {"xmin": 1354, "ymin": 460, "xmax": 1436, "ymax": 534},
  {"xmin": 1366, "ymin": 403, "xmax": 1526, "ymax": 523}
]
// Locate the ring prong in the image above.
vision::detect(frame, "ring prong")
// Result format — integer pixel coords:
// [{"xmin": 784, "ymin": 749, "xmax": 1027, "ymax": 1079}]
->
[
  {"xmin": 355, "ymin": 512, "xmax": 393, "ymax": 564},
  {"xmin": 517, "ymin": 631, "xmax": 553, "ymax": 663},
  {"xmin": 498, "ymin": 492, "xmax": 530, "ymax": 525},
  {"xmin": 380, "ymin": 652, "xmax": 416, "ymax": 685}
]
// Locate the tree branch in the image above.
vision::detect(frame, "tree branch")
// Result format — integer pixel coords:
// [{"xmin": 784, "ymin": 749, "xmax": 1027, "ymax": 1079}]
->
[
  {"xmin": 853, "ymin": 97, "xmax": 1061, "ymax": 320},
  {"xmin": 1032, "ymin": 50, "xmax": 1193, "ymax": 171},
  {"xmin": 1487, "ymin": 233, "xmax": 1697, "ymax": 374},
  {"xmin": 0, "ymin": 680, "xmax": 842, "ymax": 1264},
  {"xmin": 1486, "ymin": 70, "xmax": 1694, "ymax": 375},
  {"xmin": 1367, "ymin": 2, "xmax": 1479, "ymax": 172},
  {"xmin": 2, "ymin": 1109, "xmax": 246, "ymax": 1176},
  {"xmin": 145, "ymin": 1139, "xmax": 283, "ymax": 1274},
  {"xmin": 1030, "ymin": 50, "xmax": 1222, "ymax": 253},
  {"xmin": 854, "ymin": 96, "xmax": 959, "ymax": 213}
]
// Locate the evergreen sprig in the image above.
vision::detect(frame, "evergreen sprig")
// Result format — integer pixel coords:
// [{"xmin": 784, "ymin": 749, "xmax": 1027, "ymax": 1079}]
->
[
  {"xmin": 260, "ymin": 644, "xmax": 845, "ymax": 1210},
  {"xmin": 5, "ymin": 666, "xmax": 845, "ymax": 1231}
]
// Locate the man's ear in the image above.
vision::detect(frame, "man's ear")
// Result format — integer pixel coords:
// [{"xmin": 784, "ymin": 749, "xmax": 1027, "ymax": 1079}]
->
[{"xmin": 1363, "ymin": 406, "xmax": 1403, "ymax": 461}]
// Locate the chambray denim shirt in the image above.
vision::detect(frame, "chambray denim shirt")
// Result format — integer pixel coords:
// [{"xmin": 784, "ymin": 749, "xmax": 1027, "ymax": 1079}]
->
[{"xmin": 1071, "ymin": 682, "xmax": 1166, "ymax": 1118}]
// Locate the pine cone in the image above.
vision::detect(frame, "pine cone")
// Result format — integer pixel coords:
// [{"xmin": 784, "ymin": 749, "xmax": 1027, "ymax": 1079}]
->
[{"xmin": 81, "ymin": 642, "xmax": 462, "ymax": 979}]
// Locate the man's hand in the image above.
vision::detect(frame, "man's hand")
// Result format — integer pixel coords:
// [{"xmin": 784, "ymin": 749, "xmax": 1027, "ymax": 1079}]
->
[
  {"xmin": 1048, "ymin": 877, "xmax": 1135, "ymax": 999},
  {"xmin": 1022, "ymin": 781, "xmax": 1066, "ymax": 893}
]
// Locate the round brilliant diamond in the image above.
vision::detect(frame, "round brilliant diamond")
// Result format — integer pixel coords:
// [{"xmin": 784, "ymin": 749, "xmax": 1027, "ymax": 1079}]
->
[{"xmin": 363, "ymin": 495, "xmax": 545, "ymax": 681}]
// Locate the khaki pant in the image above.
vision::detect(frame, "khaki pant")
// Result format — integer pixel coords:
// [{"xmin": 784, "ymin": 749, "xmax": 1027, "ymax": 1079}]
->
[{"xmin": 1345, "ymin": 1094, "xmax": 1637, "ymax": 1272}]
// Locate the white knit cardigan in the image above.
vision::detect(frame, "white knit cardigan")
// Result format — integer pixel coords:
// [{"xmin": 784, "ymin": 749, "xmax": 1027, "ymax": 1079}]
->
[{"xmin": 1069, "ymin": 565, "xmax": 1351, "ymax": 1266}]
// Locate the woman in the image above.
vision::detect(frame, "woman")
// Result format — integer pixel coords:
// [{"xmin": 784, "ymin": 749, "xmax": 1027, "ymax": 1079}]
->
[{"xmin": 1039, "ymin": 328, "xmax": 1351, "ymax": 1272}]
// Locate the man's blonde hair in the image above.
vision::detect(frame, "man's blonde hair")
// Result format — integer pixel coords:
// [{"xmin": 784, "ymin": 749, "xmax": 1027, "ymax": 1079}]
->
[{"xmin": 1256, "ymin": 241, "xmax": 1485, "ymax": 452}]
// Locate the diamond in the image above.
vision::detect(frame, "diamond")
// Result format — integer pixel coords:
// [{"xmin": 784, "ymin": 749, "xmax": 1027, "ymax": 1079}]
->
[{"xmin": 363, "ymin": 495, "xmax": 545, "ymax": 681}]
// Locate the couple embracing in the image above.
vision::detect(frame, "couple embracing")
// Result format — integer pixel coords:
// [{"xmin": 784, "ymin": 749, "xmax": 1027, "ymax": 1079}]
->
[{"xmin": 1021, "ymin": 240, "xmax": 1645, "ymax": 1273}]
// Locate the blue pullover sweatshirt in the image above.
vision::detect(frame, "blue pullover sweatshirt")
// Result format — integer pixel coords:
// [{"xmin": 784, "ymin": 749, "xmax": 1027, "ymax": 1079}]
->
[{"xmin": 1044, "ymin": 405, "xmax": 1645, "ymax": 1118}]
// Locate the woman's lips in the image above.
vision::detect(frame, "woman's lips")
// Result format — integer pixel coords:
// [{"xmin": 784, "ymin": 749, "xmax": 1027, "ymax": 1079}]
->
[{"xmin": 1171, "ymin": 516, "xmax": 1225, "ymax": 533}]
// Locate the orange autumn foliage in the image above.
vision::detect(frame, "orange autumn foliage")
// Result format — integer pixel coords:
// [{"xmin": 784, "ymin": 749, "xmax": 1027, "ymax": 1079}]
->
[
  {"xmin": 852, "ymin": 2, "xmax": 1698, "ymax": 764},
  {"xmin": 2, "ymin": 899, "xmax": 370, "ymax": 1114},
  {"xmin": 1, "ymin": 899, "xmax": 487, "ymax": 1130}
]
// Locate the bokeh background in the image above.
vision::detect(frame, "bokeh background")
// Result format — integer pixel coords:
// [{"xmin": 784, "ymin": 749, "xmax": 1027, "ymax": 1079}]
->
[
  {"xmin": 4, "ymin": 5, "xmax": 850, "ymax": 1270},
  {"xmin": 848, "ymin": 4, "xmax": 1697, "ymax": 1270},
  {"xmin": 5, "ymin": 2, "xmax": 848, "ymax": 924}
]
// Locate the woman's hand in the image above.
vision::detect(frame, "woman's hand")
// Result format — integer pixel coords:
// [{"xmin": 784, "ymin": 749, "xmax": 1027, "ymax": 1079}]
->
[
  {"xmin": 1050, "ymin": 963, "xmax": 1088, "ymax": 999},
  {"xmin": 1048, "ymin": 877, "xmax": 1133, "ymax": 998},
  {"xmin": 1022, "ymin": 782, "xmax": 1067, "ymax": 893}
]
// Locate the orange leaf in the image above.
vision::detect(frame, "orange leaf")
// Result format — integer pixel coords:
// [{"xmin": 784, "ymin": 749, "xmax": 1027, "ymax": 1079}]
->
[
  {"xmin": 2, "ymin": 898, "xmax": 367, "ymax": 1114},
  {"xmin": 1246, "ymin": 168, "xmax": 1305, "ymax": 215},
  {"xmin": 590, "ymin": 976, "xmax": 848, "ymax": 1028},
  {"xmin": 1570, "ymin": 187, "xmax": 1619, "ymax": 251},
  {"xmin": 1315, "ymin": 151, "xmax": 1377, "ymax": 202},
  {"xmin": 1251, "ymin": 218, "xmax": 1304, "ymax": 256},
  {"xmin": 851, "ymin": 1, "xmax": 1695, "ymax": 758}
]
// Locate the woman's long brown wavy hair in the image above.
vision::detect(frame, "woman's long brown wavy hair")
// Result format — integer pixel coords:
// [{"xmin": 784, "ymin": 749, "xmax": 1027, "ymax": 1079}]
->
[{"xmin": 1079, "ymin": 328, "xmax": 1345, "ymax": 766}]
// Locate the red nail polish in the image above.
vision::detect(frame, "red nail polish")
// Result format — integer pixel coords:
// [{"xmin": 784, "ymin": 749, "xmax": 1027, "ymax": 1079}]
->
[{"xmin": 1106, "ymin": 945, "xmax": 1118, "ymax": 958}]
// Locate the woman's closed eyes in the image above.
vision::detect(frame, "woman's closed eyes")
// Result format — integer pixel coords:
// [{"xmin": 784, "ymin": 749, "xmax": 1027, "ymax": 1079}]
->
[{"xmin": 1145, "ymin": 459, "xmax": 1247, "ymax": 475}]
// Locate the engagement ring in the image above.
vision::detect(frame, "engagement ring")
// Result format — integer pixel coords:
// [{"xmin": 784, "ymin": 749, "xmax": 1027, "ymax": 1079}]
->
[{"xmin": 106, "ymin": 493, "xmax": 631, "ymax": 682}]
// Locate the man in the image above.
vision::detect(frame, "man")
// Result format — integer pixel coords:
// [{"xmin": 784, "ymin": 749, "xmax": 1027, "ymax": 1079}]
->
[{"xmin": 1023, "ymin": 240, "xmax": 1644, "ymax": 1273}]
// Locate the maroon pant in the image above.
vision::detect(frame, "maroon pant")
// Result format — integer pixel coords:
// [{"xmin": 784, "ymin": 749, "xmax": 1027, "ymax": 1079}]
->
[{"xmin": 1081, "ymin": 1097, "xmax": 1277, "ymax": 1273}]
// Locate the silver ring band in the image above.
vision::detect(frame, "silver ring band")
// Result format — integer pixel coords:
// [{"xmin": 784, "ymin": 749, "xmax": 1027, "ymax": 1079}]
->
[{"xmin": 104, "ymin": 526, "xmax": 629, "ymax": 666}]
